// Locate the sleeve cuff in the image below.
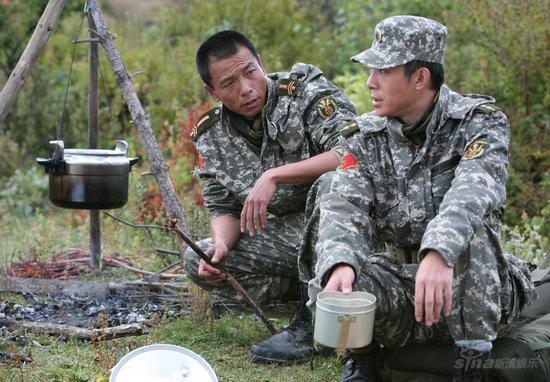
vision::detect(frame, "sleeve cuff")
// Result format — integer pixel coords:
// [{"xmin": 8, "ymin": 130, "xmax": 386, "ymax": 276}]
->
[
  {"xmin": 418, "ymin": 245, "xmax": 456, "ymax": 268},
  {"xmin": 316, "ymin": 251, "xmax": 360, "ymax": 287}
]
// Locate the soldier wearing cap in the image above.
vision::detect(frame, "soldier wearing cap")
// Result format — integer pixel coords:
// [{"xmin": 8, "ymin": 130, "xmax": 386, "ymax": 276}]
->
[
  {"xmin": 301, "ymin": 15, "xmax": 536, "ymax": 381},
  {"xmin": 185, "ymin": 30, "xmax": 356, "ymax": 365}
]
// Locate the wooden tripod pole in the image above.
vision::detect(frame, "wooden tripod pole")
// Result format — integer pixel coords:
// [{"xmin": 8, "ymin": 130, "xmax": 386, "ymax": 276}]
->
[
  {"xmin": 87, "ymin": 9, "xmax": 102, "ymax": 270},
  {"xmin": 86, "ymin": 0, "xmax": 190, "ymax": 261},
  {"xmin": 0, "ymin": 0, "xmax": 68, "ymax": 125}
]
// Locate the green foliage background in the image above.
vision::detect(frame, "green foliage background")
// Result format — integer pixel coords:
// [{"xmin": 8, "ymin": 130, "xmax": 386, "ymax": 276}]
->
[{"xmin": 0, "ymin": 0, "xmax": 548, "ymax": 244}]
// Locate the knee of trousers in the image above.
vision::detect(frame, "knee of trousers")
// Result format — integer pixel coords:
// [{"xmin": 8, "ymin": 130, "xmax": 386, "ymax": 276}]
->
[
  {"xmin": 311, "ymin": 171, "xmax": 335, "ymax": 199},
  {"xmin": 182, "ymin": 238, "xmax": 212, "ymax": 279}
]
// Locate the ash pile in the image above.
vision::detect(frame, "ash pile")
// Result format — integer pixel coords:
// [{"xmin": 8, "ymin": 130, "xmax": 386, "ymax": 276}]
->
[{"xmin": 0, "ymin": 289, "xmax": 183, "ymax": 329}]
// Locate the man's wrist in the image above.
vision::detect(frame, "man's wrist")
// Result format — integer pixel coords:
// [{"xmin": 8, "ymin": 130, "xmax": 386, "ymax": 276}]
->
[{"xmin": 263, "ymin": 167, "xmax": 280, "ymax": 184}]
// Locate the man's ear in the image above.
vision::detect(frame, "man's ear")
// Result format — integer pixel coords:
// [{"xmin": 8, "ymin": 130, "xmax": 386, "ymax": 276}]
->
[
  {"xmin": 204, "ymin": 84, "xmax": 219, "ymax": 102},
  {"xmin": 416, "ymin": 67, "xmax": 431, "ymax": 90}
]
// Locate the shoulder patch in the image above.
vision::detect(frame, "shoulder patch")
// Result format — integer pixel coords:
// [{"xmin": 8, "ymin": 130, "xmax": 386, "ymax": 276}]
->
[
  {"xmin": 341, "ymin": 152, "xmax": 359, "ymax": 170},
  {"xmin": 476, "ymin": 103, "xmax": 501, "ymax": 114},
  {"xmin": 190, "ymin": 107, "xmax": 221, "ymax": 141},
  {"xmin": 463, "ymin": 139, "xmax": 486, "ymax": 160},
  {"xmin": 316, "ymin": 96, "xmax": 338, "ymax": 119},
  {"xmin": 339, "ymin": 121, "xmax": 359, "ymax": 137},
  {"xmin": 277, "ymin": 79, "xmax": 299, "ymax": 96}
]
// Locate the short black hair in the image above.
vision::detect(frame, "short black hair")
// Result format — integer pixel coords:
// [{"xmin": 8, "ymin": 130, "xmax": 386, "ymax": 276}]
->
[
  {"xmin": 404, "ymin": 60, "xmax": 444, "ymax": 91},
  {"xmin": 196, "ymin": 30, "xmax": 260, "ymax": 87}
]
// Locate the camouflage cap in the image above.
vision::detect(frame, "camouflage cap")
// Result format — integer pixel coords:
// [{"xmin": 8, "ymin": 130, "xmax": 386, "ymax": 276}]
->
[{"xmin": 351, "ymin": 15, "xmax": 447, "ymax": 69}]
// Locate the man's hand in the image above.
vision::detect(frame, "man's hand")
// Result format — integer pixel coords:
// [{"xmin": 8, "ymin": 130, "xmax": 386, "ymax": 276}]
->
[
  {"xmin": 324, "ymin": 264, "xmax": 356, "ymax": 294},
  {"xmin": 198, "ymin": 242, "xmax": 230, "ymax": 283},
  {"xmin": 240, "ymin": 170, "xmax": 277, "ymax": 236},
  {"xmin": 414, "ymin": 250, "xmax": 453, "ymax": 326}
]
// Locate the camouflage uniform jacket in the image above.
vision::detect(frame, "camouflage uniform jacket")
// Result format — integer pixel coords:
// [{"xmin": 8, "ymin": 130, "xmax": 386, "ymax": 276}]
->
[
  {"xmin": 192, "ymin": 63, "xmax": 356, "ymax": 219},
  {"xmin": 316, "ymin": 85, "xmax": 533, "ymax": 297}
]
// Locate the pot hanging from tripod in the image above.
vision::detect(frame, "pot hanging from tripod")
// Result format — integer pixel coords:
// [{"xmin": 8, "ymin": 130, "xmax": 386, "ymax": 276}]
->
[{"xmin": 37, "ymin": 140, "xmax": 139, "ymax": 210}]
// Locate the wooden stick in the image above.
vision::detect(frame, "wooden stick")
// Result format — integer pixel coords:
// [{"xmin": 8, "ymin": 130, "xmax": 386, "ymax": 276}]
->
[
  {"xmin": 172, "ymin": 224, "xmax": 277, "ymax": 335},
  {"xmin": 0, "ymin": 320, "xmax": 148, "ymax": 341},
  {"xmin": 104, "ymin": 256, "xmax": 183, "ymax": 279},
  {"xmin": 123, "ymin": 280, "xmax": 187, "ymax": 290},
  {"xmin": 87, "ymin": 0, "xmax": 191, "ymax": 262},
  {"xmin": 0, "ymin": 0, "xmax": 68, "ymax": 124},
  {"xmin": 102, "ymin": 211, "xmax": 170, "ymax": 231},
  {"xmin": 88, "ymin": 10, "xmax": 101, "ymax": 271},
  {"xmin": 155, "ymin": 248, "xmax": 181, "ymax": 257}
]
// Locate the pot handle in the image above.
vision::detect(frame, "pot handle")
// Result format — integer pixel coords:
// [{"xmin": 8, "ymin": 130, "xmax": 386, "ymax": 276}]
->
[
  {"xmin": 129, "ymin": 157, "xmax": 140, "ymax": 168},
  {"xmin": 49, "ymin": 140, "xmax": 64, "ymax": 160},
  {"xmin": 37, "ymin": 158, "xmax": 50, "ymax": 166},
  {"xmin": 36, "ymin": 157, "xmax": 67, "ymax": 175},
  {"xmin": 115, "ymin": 140, "xmax": 129, "ymax": 156}
]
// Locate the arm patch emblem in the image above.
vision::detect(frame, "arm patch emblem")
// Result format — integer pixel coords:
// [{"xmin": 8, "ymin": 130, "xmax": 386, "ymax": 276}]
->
[
  {"xmin": 316, "ymin": 96, "xmax": 338, "ymax": 119},
  {"xmin": 463, "ymin": 140, "xmax": 486, "ymax": 160},
  {"xmin": 341, "ymin": 152, "xmax": 359, "ymax": 170}
]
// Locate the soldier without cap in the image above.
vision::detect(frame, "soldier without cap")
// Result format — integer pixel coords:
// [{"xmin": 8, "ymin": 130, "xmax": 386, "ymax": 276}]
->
[
  {"xmin": 185, "ymin": 30, "xmax": 356, "ymax": 364},
  {"xmin": 301, "ymin": 15, "xmax": 536, "ymax": 381}
]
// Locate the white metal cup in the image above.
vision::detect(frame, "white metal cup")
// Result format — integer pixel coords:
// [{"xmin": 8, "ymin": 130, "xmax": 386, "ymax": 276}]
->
[{"xmin": 314, "ymin": 291, "xmax": 377, "ymax": 352}]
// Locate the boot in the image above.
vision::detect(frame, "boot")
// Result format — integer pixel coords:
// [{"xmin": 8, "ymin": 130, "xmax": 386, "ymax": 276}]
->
[
  {"xmin": 340, "ymin": 342, "xmax": 382, "ymax": 382},
  {"xmin": 452, "ymin": 340, "xmax": 492, "ymax": 382},
  {"xmin": 250, "ymin": 284, "xmax": 315, "ymax": 364}
]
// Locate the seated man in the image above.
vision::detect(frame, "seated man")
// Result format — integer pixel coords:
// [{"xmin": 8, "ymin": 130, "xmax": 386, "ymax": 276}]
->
[
  {"xmin": 303, "ymin": 16, "xmax": 537, "ymax": 381},
  {"xmin": 184, "ymin": 30, "xmax": 356, "ymax": 364}
]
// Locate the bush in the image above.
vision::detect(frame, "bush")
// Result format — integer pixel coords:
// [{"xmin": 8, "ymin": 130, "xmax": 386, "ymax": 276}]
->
[
  {"xmin": 502, "ymin": 205, "xmax": 550, "ymax": 267},
  {"xmin": 0, "ymin": 165, "xmax": 48, "ymax": 216}
]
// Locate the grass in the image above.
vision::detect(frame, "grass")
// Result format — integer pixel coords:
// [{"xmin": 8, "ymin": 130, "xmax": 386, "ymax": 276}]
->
[
  {"xmin": 0, "ymin": 311, "xmax": 341, "ymax": 381},
  {"xmin": 0, "ymin": 174, "xmax": 340, "ymax": 381}
]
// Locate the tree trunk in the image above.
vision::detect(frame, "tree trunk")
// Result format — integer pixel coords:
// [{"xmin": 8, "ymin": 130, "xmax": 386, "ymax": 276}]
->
[
  {"xmin": 0, "ymin": 0, "xmax": 67, "ymax": 125},
  {"xmin": 86, "ymin": 0, "xmax": 190, "ymax": 261}
]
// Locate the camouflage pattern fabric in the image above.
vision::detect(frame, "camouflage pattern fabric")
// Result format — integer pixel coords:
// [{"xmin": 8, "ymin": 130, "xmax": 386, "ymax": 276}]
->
[
  {"xmin": 184, "ymin": 212, "xmax": 304, "ymax": 304},
  {"xmin": 351, "ymin": 15, "xmax": 447, "ymax": 69},
  {"xmin": 304, "ymin": 84, "xmax": 537, "ymax": 346},
  {"xmin": 186, "ymin": 63, "xmax": 356, "ymax": 302},
  {"xmin": 194, "ymin": 63, "xmax": 356, "ymax": 220}
]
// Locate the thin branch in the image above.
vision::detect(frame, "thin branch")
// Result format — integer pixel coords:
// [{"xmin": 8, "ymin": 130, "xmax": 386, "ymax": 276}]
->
[
  {"xmin": 155, "ymin": 248, "xmax": 181, "ymax": 257},
  {"xmin": 106, "ymin": 255, "xmax": 183, "ymax": 279},
  {"xmin": 102, "ymin": 211, "xmax": 169, "ymax": 230}
]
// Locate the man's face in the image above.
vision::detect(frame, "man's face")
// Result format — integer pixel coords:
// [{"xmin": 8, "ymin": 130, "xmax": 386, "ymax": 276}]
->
[
  {"xmin": 366, "ymin": 65, "xmax": 418, "ymax": 123},
  {"xmin": 205, "ymin": 46, "xmax": 267, "ymax": 119}
]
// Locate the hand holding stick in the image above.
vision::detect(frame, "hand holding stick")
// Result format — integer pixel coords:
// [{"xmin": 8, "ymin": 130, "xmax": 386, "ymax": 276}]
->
[{"xmin": 172, "ymin": 223, "xmax": 277, "ymax": 335}]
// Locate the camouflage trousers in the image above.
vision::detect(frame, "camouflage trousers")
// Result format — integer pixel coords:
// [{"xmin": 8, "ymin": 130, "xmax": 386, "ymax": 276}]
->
[
  {"xmin": 183, "ymin": 212, "xmax": 305, "ymax": 305},
  {"xmin": 302, "ymin": 175, "xmax": 535, "ymax": 348}
]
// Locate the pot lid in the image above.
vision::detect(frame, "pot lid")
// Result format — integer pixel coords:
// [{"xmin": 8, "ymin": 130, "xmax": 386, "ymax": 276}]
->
[
  {"xmin": 47, "ymin": 140, "xmax": 138, "ymax": 176},
  {"xmin": 110, "ymin": 344, "xmax": 218, "ymax": 382}
]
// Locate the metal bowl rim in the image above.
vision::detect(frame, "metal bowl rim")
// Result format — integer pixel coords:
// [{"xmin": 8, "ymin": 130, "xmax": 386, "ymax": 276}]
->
[{"xmin": 110, "ymin": 343, "xmax": 218, "ymax": 382}]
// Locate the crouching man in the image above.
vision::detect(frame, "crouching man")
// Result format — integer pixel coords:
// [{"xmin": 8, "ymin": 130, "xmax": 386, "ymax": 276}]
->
[
  {"xmin": 185, "ymin": 30, "xmax": 356, "ymax": 364},
  {"xmin": 303, "ymin": 16, "xmax": 536, "ymax": 381}
]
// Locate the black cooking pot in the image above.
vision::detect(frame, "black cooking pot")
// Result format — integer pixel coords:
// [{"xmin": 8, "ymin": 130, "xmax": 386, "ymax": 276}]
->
[{"xmin": 37, "ymin": 140, "xmax": 139, "ymax": 210}]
